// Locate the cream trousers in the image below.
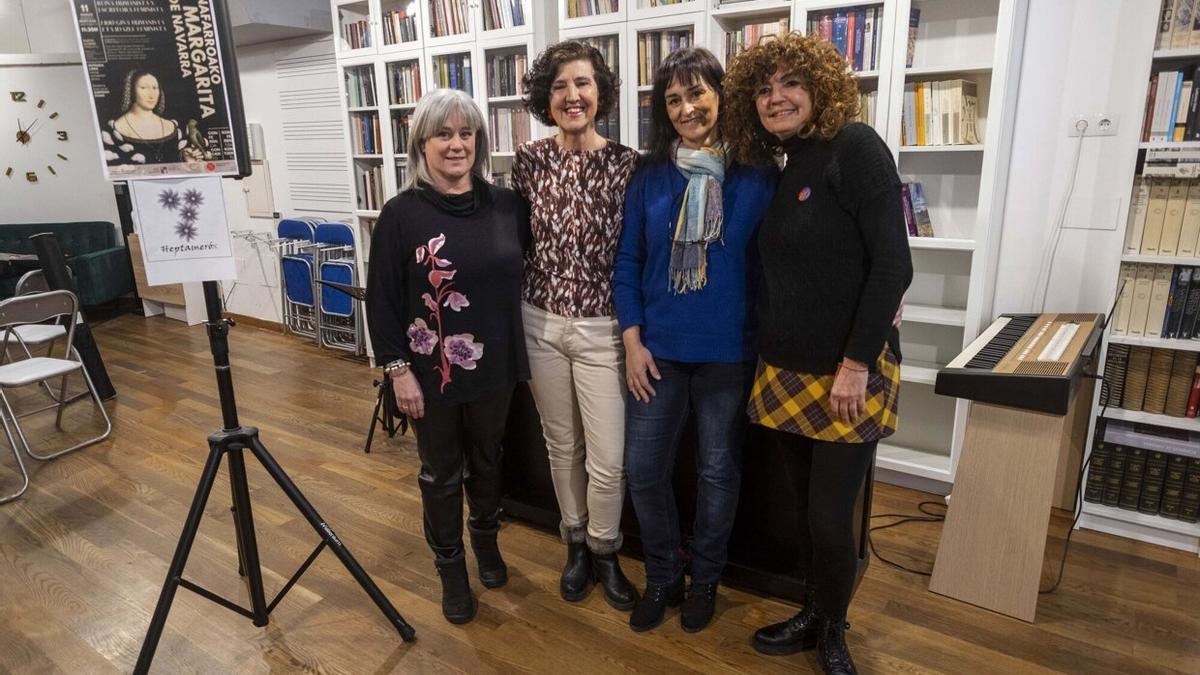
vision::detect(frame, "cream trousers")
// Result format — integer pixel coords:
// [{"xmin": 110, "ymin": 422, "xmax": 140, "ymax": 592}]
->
[{"xmin": 522, "ymin": 302, "xmax": 626, "ymax": 548}]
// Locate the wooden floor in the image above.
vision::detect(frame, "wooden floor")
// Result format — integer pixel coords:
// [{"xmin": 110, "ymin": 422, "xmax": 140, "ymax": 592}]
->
[{"xmin": 0, "ymin": 314, "xmax": 1197, "ymax": 674}]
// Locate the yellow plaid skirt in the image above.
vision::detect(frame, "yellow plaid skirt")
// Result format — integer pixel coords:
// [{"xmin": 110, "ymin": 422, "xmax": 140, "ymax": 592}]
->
[{"xmin": 747, "ymin": 345, "xmax": 900, "ymax": 443}]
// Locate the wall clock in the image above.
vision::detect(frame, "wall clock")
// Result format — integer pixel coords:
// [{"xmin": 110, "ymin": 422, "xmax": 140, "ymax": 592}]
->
[{"xmin": 6, "ymin": 90, "xmax": 73, "ymax": 183}]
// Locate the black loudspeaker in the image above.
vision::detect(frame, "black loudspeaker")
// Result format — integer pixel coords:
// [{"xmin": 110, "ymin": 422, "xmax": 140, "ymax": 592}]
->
[{"xmin": 30, "ymin": 233, "xmax": 117, "ymax": 400}]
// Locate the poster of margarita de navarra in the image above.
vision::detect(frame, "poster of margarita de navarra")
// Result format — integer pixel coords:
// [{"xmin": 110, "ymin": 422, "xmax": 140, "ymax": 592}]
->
[{"xmin": 70, "ymin": 0, "xmax": 240, "ymax": 180}]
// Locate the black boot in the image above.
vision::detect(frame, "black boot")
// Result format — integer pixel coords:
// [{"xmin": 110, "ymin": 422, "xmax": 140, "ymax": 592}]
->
[
  {"xmin": 816, "ymin": 617, "xmax": 857, "ymax": 675},
  {"xmin": 592, "ymin": 553, "xmax": 638, "ymax": 610},
  {"xmin": 629, "ymin": 576, "xmax": 684, "ymax": 632},
  {"xmin": 434, "ymin": 556, "xmax": 477, "ymax": 624},
  {"xmin": 469, "ymin": 524, "xmax": 508, "ymax": 589},
  {"xmin": 752, "ymin": 586, "xmax": 819, "ymax": 655},
  {"xmin": 680, "ymin": 582, "xmax": 718, "ymax": 633},
  {"xmin": 561, "ymin": 531, "xmax": 592, "ymax": 602}
]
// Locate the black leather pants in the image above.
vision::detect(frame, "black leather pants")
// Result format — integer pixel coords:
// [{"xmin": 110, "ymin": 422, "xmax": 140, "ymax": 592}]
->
[{"xmin": 410, "ymin": 386, "xmax": 514, "ymax": 561}]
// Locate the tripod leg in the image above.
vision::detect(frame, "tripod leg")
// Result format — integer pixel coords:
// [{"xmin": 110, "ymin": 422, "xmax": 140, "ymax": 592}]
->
[
  {"xmin": 247, "ymin": 435, "xmax": 416, "ymax": 641},
  {"xmin": 364, "ymin": 384, "xmax": 385, "ymax": 454},
  {"xmin": 135, "ymin": 441, "xmax": 227, "ymax": 675},
  {"xmin": 229, "ymin": 455, "xmax": 245, "ymax": 578},
  {"xmin": 227, "ymin": 445, "xmax": 270, "ymax": 626}
]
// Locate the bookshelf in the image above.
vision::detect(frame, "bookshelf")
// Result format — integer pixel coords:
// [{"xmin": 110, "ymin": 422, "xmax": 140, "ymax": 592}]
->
[
  {"xmin": 1079, "ymin": 4, "xmax": 1200, "ymax": 554},
  {"xmin": 627, "ymin": 11, "xmax": 706, "ymax": 150}
]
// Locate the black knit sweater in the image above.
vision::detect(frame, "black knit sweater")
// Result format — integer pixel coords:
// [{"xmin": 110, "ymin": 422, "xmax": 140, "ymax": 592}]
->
[
  {"xmin": 366, "ymin": 176, "xmax": 531, "ymax": 404},
  {"xmin": 756, "ymin": 123, "xmax": 913, "ymax": 374}
]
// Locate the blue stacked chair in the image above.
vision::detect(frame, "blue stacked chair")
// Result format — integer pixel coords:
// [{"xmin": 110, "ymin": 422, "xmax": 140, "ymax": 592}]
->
[
  {"xmin": 314, "ymin": 222, "xmax": 364, "ymax": 355},
  {"xmin": 277, "ymin": 219, "xmax": 319, "ymax": 340}
]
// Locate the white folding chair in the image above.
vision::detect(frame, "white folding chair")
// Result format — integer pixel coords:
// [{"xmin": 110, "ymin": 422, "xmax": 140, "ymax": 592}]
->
[
  {"xmin": 2, "ymin": 269, "xmax": 84, "ymax": 403},
  {"xmin": 0, "ymin": 290, "xmax": 111, "ymax": 503}
]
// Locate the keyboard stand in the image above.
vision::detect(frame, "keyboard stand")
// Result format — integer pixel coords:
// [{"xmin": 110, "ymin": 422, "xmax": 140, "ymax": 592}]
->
[{"xmin": 928, "ymin": 377, "xmax": 1094, "ymax": 622}]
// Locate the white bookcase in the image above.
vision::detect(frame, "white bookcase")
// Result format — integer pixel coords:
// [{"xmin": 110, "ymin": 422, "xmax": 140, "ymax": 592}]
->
[
  {"xmin": 627, "ymin": 10, "xmax": 706, "ymax": 150},
  {"xmin": 1077, "ymin": 28, "xmax": 1200, "ymax": 553}
]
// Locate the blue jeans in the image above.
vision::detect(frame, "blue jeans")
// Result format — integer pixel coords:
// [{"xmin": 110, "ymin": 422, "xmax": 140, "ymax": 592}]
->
[{"xmin": 625, "ymin": 359, "xmax": 754, "ymax": 585}]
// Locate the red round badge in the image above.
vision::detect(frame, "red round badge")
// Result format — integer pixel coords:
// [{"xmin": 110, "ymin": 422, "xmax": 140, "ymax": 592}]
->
[
  {"xmin": 797, "ymin": 187, "xmax": 812, "ymax": 202},
  {"xmin": 206, "ymin": 162, "xmax": 216, "ymax": 171}
]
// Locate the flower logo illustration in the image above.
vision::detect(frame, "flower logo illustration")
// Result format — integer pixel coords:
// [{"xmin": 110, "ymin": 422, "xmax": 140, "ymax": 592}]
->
[
  {"xmin": 405, "ymin": 233, "xmax": 484, "ymax": 392},
  {"xmin": 157, "ymin": 186, "xmax": 203, "ymax": 241}
]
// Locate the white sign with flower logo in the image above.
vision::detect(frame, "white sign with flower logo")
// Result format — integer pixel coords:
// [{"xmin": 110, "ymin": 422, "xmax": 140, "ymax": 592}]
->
[{"xmin": 129, "ymin": 176, "xmax": 236, "ymax": 285}]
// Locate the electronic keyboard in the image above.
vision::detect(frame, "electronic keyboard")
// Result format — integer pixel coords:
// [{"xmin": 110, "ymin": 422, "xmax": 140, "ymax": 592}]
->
[{"xmin": 934, "ymin": 313, "xmax": 1104, "ymax": 415}]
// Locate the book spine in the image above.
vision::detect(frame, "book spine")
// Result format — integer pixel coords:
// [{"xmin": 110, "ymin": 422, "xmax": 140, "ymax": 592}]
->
[
  {"xmin": 1139, "ymin": 450, "xmax": 1170, "ymax": 514},
  {"xmin": 1180, "ymin": 456, "xmax": 1200, "ymax": 522},
  {"xmin": 1102, "ymin": 445, "xmax": 1127, "ymax": 506},
  {"xmin": 1119, "ymin": 447, "xmax": 1148, "ymax": 510},
  {"xmin": 1084, "ymin": 440, "xmax": 1111, "ymax": 503},
  {"xmin": 1160, "ymin": 453, "xmax": 1189, "ymax": 518}
]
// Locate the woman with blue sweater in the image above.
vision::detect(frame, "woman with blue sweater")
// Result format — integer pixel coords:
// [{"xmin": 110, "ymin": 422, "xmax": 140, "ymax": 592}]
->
[{"xmin": 614, "ymin": 47, "xmax": 776, "ymax": 634}]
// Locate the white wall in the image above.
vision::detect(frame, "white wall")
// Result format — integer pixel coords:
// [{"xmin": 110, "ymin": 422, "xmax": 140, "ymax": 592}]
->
[{"xmin": 991, "ymin": 0, "xmax": 1158, "ymax": 317}]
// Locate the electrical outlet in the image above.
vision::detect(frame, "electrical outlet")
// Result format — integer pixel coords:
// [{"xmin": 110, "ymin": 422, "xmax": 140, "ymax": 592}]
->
[{"xmin": 1067, "ymin": 113, "xmax": 1120, "ymax": 137}]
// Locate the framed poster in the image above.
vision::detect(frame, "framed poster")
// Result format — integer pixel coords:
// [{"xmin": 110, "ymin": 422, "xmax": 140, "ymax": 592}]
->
[{"xmin": 69, "ymin": 0, "xmax": 246, "ymax": 181}]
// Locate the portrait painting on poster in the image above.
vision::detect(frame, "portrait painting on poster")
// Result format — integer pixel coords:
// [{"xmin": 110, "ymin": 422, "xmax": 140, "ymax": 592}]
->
[{"xmin": 69, "ymin": 0, "xmax": 241, "ymax": 181}]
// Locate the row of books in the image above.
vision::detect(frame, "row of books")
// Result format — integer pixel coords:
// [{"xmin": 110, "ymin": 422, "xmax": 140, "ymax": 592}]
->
[
  {"xmin": 387, "ymin": 61, "xmax": 423, "ymax": 106},
  {"xmin": 724, "ymin": 19, "xmax": 789, "ymax": 64},
  {"xmin": 392, "ymin": 112, "xmax": 413, "ymax": 154},
  {"xmin": 901, "ymin": 181, "xmax": 934, "ymax": 237},
  {"xmin": 854, "ymin": 89, "xmax": 877, "ymax": 128},
  {"xmin": 357, "ymin": 164, "xmax": 384, "ymax": 212},
  {"xmin": 489, "ymin": 107, "xmax": 531, "ymax": 153},
  {"xmin": 345, "ymin": 66, "xmax": 378, "ymax": 108},
  {"xmin": 342, "ymin": 18, "xmax": 371, "ymax": 50},
  {"xmin": 1144, "ymin": 144, "xmax": 1200, "ymax": 177},
  {"xmin": 1140, "ymin": 68, "xmax": 1200, "ymax": 143},
  {"xmin": 1156, "ymin": 0, "xmax": 1200, "ymax": 50},
  {"xmin": 1085, "ymin": 421, "xmax": 1200, "ymax": 522},
  {"xmin": 906, "ymin": 8, "xmax": 919, "ymax": 68},
  {"xmin": 349, "ymin": 112, "xmax": 382, "ymax": 155},
  {"xmin": 900, "ymin": 79, "xmax": 981, "ymax": 147},
  {"xmin": 382, "ymin": 8, "xmax": 418, "ymax": 45},
  {"xmin": 1112, "ymin": 264, "xmax": 1200, "ymax": 339},
  {"xmin": 395, "ymin": 162, "xmax": 409, "ymax": 188},
  {"xmin": 1123, "ymin": 177, "xmax": 1200, "ymax": 257},
  {"xmin": 487, "ymin": 53, "xmax": 528, "ymax": 98},
  {"xmin": 430, "ymin": 0, "xmax": 470, "ymax": 37},
  {"xmin": 1100, "ymin": 345, "xmax": 1200, "ymax": 417},
  {"xmin": 579, "ymin": 35, "xmax": 619, "ymax": 72},
  {"xmin": 432, "ymin": 54, "xmax": 474, "ymax": 93},
  {"xmin": 566, "ymin": 0, "xmax": 618, "ymax": 18},
  {"xmin": 481, "ymin": 0, "xmax": 526, "ymax": 31},
  {"xmin": 806, "ymin": 6, "xmax": 882, "ymax": 73},
  {"xmin": 637, "ymin": 29, "xmax": 693, "ymax": 86},
  {"xmin": 637, "ymin": 93, "xmax": 651, "ymax": 150},
  {"xmin": 595, "ymin": 107, "xmax": 621, "ymax": 143}
]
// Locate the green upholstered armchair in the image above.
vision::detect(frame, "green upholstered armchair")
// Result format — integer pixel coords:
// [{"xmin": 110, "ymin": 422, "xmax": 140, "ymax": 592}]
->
[{"xmin": 0, "ymin": 222, "xmax": 135, "ymax": 306}]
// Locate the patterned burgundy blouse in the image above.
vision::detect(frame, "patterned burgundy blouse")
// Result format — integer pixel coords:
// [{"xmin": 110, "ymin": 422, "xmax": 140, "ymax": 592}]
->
[{"xmin": 511, "ymin": 137, "xmax": 640, "ymax": 318}]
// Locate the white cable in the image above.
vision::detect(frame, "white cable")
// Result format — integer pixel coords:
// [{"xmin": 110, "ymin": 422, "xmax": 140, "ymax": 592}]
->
[{"xmin": 1030, "ymin": 119, "xmax": 1089, "ymax": 313}]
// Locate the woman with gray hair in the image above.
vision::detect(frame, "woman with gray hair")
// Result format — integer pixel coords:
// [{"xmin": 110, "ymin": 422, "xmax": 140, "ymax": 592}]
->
[{"xmin": 366, "ymin": 88, "xmax": 530, "ymax": 625}]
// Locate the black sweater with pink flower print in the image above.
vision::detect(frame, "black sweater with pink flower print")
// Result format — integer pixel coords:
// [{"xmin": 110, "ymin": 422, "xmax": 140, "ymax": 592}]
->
[{"xmin": 367, "ymin": 175, "xmax": 531, "ymax": 404}]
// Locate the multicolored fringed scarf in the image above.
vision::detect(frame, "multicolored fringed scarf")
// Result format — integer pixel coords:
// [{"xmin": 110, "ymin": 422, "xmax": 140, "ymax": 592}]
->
[{"xmin": 669, "ymin": 142, "xmax": 726, "ymax": 294}]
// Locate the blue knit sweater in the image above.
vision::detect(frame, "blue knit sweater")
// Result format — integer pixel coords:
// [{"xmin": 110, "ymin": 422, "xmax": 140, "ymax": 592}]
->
[{"xmin": 614, "ymin": 158, "xmax": 778, "ymax": 363}]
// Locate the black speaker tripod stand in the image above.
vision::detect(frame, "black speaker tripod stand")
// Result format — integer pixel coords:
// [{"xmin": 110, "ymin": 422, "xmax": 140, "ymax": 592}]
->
[{"xmin": 135, "ymin": 281, "xmax": 415, "ymax": 674}]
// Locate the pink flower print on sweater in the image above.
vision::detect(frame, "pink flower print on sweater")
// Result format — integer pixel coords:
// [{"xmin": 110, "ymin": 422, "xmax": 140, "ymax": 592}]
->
[{"xmin": 407, "ymin": 233, "xmax": 483, "ymax": 392}]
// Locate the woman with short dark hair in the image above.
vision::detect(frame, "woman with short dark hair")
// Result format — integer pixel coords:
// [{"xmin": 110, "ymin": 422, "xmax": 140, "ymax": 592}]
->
[
  {"xmin": 512, "ymin": 40, "xmax": 641, "ymax": 613},
  {"xmin": 366, "ymin": 88, "xmax": 529, "ymax": 625},
  {"xmin": 722, "ymin": 34, "xmax": 913, "ymax": 674},
  {"xmin": 615, "ymin": 46, "xmax": 776, "ymax": 634}
]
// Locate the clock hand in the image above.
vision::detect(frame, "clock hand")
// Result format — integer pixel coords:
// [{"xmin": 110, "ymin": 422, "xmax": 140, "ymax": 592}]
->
[{"xmin": 25, "ymin": 118, "xmax": 41, "ymax": 137}]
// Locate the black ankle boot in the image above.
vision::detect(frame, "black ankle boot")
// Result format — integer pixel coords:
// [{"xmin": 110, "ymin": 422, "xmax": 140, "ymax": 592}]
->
[
  {"xmin": 629, "ymin": 577, "xmax": 684, "ymax": 632},
  {"xmin": 816, "ymin": 617, "xmax": 857, "ymax": 675},
  {"xmin": 561, "ymin": 540, "xmax": 592, "ymax": 602},
  {"xmin": 434, "ymin": 556, "xmax": 477, "ymax": 624},
  {"xmin": 468, "ymin": 524, "xmax": 507, "ymax": 589},
  {"xmin": 592, "ymin": 553, "xmax": 638, "ymax": 610},
  {"xmin": 680, "ymin": 582, "xmax": 718, "ymax": 633},
  {"xmin": 752, "ymin": 587, "xmax": 819, "ymax": 655}
]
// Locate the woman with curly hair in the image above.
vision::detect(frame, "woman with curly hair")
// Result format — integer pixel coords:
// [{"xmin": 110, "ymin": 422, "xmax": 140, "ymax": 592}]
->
[
  {"xmin": 614, "ymin": 47, "xmax": 776, "ymax": 634},
  {"xmin": 721, "ymin": 33, "xmax": 912, "ymax": 675},
  {"xmin": 511, "ymin": 40, "xmax": 641, "ymax": 612}
]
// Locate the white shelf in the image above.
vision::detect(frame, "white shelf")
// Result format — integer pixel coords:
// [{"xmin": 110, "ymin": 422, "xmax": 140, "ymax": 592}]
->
[
  {"xmin": 1100, "ymin": 407, "xmax": 1200, "ymax": 433},
  {"xmin": 905, "ymin": 63, "xmax": 993, "ymax": 77},
  {"xmin": 1108, "ymin": 334, "xmax": 1200, "ymax": 351},
  {"xmin": 636, "ymin": 85, "xmax": 652, "ymax": 92},
  {"xmin": 1120, "ymin": 253, "xmax": 1200, "ymax": 265},
  {"xmin": 710, "ymin": 0, "xmax": 791, "ymax": 20},
  {"xmin": 903, "ymin": 303, "xmax": 967, "ymax": 327},
  {"xmin": 876, "ymin": 443, "xmax": 952, "ymax": 482},
  {"xmin": 908, "ymin": 236, "xmax": 976, "ymax": 251},
  {"xmin": 389, "ymin": 103, "xmax": 418, "ymax": 109},
  {"xmin": 347, "ymin": 106, "xmax": 378, "ymax": 112},
  {"xmin": 854, "ymin": 70, "xmax": 880, "ymax": 80},
  {"xmin": 352, "ymin": 153, "xmax": 384, "ymax": 159},
  {"xmin": 1139, "ymin": 141, "xmax": 1200, "ymax": 150},
  {"xmin": 1081, "ymin": 503, "xmax": 1200, "ymax": 539},
  {"xmin": 488, "ymin": 94, "xmax": 525, "ymax": 103},
  {"xmin": 354, "ymin": 209, "xmax": 380, "ymax": 217},
  {"xmin": 899, "ymin": 144, "xmax": 985, "ymax": 153},
  {"xmin": 1153, "ymin": 47, "xmax": 1200, "ymax": 60},
  {"xmin": 901, "ymin": 360, "xmax": 941, "ymax": 386},
  {"xmin": 492, "ymin": 151, "xmax": 515, "ymax": 157}
]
